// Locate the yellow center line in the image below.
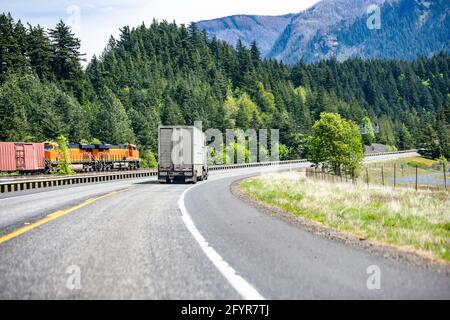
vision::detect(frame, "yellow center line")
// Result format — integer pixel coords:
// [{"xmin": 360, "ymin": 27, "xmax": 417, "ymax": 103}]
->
[{"xmin": 0, "ymin": 187, "xmax": 131, "ymax": 245}]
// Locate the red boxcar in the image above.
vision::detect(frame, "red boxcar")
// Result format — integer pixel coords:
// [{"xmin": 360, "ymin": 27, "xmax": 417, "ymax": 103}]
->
[{"xmin": 0, "ymin": 142, "xmax": 45, "ymax": 172}]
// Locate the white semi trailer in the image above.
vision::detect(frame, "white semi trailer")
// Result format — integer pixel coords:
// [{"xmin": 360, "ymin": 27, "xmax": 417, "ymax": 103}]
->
[{"xmin": 158, "ymin": 125, "xmax": 208, "ymax": 183}]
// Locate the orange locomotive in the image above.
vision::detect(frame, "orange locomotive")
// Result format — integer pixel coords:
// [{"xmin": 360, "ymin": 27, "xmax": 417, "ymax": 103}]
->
[{"xmin": 44, "ymin": 143, "xmax": 140, "ymax": 172}]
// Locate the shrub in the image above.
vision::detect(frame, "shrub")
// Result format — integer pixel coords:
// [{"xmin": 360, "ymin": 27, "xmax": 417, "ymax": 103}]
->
[
  {"xmin": 407, "ymin": 161, "xmax": 429, "ymax": 170},
  {"xmin": 141, "ymin": 150, "xmax": 158, "ymax": 169},
  {"xmin": 55, "ymin": 135, "xmax": 75, "ymax": 175}
]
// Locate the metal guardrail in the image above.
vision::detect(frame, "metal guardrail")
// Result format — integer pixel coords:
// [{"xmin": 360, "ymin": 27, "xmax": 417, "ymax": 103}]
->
[
  {"xmin": 208, "ymin": 149, "xmax": 418, "ymax": 170},
  {"xmin": 0, "ymin": 170, "xmax": 157, "ymax": 194},
  {"xmin": 209, "ymin": 159, "xmax": 308, "ymax": 171},
  {"xmin": 364, "ymin": 149, "xmax": 418, "ymax": 157},
  {"xmin": 0, "ymin": 150, "xmax": 418, "ymax": 194}
]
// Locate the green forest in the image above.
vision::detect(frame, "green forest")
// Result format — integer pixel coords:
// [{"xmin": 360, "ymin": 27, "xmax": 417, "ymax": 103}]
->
[{"xmin": 0, "ymin": 13, "xmax": 449, "ymax": 160}]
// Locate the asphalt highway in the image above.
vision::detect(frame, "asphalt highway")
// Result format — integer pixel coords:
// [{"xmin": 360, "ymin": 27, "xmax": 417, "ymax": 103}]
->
[{"xmin": 0, "ymin": 152, "xmax": 448, "ymax": 299}]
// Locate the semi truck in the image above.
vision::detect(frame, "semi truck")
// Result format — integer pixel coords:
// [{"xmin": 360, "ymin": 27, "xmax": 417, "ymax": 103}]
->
[{"xmin": 158, "ymin": 126, "xmax": 208, "ymax": 183}]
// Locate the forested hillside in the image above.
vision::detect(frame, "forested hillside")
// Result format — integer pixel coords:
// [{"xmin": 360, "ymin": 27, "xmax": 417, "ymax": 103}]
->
[{"xmin": 0, "ymin": 13, "xmax": 449, "ymax": 159}]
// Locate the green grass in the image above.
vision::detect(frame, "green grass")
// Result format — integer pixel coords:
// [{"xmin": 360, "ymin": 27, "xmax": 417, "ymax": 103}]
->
[
  {"xmin": 0, "ymin": 171, "xmax": 18, "ymax": 176},
  {"xmin": 241, "ymin": 173, "xmax": 450, "ymax": 262}
]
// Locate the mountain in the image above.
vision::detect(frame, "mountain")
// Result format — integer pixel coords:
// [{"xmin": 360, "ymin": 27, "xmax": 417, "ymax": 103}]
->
[
  {"xmin": 197, "ymin": 14, "xmax": 294, "ymax": 57},
  {"xmin": 268, "ymin": 0, "xmax": 389, "ymax": 63},
  {"xmin": 299, "ymin": 0, "xmax": 450, "ymax": 63},
  {"xmin": 197, "ymin": 0, "xmax": 450, "ymax": 64}
]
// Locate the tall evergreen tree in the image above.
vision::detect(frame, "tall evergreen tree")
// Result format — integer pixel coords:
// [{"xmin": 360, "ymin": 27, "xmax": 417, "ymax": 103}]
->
[
  {"xmin": 48, "ymin": 20, "xmax": 84, "ymax": 89},
  {"xmin": 95, "ymin": 87, "xmax": 135, "ymax": 144},
  {"xmin": 26, "ymin": 24, "xmax": 54, "ymax": 80}
]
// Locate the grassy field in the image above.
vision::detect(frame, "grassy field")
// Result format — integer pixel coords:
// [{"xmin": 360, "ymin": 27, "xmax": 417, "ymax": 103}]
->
[
  {"xmin": 241, "ymin": 172, "xmax": 450, "ymax": 262},
  {"xmin": 359, "ymin": 156, "xmax": 447, "ymax": 188}
]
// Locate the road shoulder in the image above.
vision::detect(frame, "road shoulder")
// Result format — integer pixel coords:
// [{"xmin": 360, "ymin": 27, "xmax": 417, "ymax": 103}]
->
[{"xmin": 231, "ymin": 178, "xmax": 450, "ymax": 276}]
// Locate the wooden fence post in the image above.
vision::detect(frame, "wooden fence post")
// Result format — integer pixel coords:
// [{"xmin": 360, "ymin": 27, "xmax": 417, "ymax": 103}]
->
[
  {"xmin": 366, "ymin": 167, "xmax": 369, "ymax": 187},
  {"xmin": 415, "ymin": 165, "xmax": 418, "ymax": 191},
  {"xmin": 443, "ymin": 162, "xmax": 447, "ymax": 190},
  {"xmin": 394, "ymin": 163, "xmax": 396, "ymax": 188}
]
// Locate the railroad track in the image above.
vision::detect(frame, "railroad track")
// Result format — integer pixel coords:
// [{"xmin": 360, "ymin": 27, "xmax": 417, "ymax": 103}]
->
[{"xmin": 0, "ymin": 150, "xmax": 417, "ymax": 193}]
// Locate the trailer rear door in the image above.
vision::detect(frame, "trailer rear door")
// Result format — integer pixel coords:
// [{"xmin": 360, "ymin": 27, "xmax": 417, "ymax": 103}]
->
[{"xmin": 159, "ymin": 127, "xmax": 174, "ymax": 169}]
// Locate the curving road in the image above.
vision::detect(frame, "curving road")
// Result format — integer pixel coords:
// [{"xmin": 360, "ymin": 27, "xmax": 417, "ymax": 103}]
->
[{"xmin": 0, "ymin": 152, "xmax": 449, "ymax": 299}]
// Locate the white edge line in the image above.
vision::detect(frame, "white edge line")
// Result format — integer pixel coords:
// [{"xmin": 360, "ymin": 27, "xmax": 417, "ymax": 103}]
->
[{"xmin": 178, "ymin": 184, "xmax": 265, "ymax": 300}]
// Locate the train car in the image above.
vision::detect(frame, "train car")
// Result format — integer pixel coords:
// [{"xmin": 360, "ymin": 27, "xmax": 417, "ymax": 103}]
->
[
  {"xmin": 0, "ymin": 142, "xmax": 45, "ymax": 173},
  {"xmin": 44, "ymin": 142, "xmax": 140, "ymax": 172},
  {"xmin": 0, "ymin": 141, "xmax": 140, "ymax": 174},
  {"xmin": 93, "ymin": 144, "xmax": 140, "ymax": 171},
  {"xmin": 44, "ymin": 142, "xmax": 96, "ymax": 172}
]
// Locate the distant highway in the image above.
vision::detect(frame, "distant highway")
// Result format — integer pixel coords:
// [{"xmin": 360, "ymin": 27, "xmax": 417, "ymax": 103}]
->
[{"xmin": 0, "ymin": 151, "xmax": 448, "ymax": 299}]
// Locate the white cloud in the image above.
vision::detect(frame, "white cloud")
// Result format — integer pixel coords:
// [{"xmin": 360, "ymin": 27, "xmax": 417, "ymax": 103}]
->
[{"xmin": 1, "ymin": 0, "xmax": 320, "ymax": 64}]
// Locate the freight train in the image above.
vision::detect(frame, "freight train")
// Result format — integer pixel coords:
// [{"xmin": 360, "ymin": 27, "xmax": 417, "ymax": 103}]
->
[{"xmin": 0, "ymin": 142, "xmax": 140, "ymax": 174}]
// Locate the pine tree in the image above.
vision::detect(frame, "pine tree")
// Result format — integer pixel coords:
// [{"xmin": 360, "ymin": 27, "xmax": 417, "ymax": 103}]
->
[
  {"xmin": 0, "ymin": 73, "xmax": 28, "ymax": 140},
  {"xmin": 0, "ymin": 13, "xmax": 26, "ymax": 80},
  {"xmin": 250, "ymin": 41, "xmax": 261, "ymax": 67},
  {"xmin": 96, "ymin": 86, "xmax": 135, "ymax": 144},
  {"xmin": 397, "ymin": 124, "xmax": 414, "ymax": 150},
  {"xmin": 49, "ymin": 20, "xmax": 84, "ymax": 85},
  {"xmin": 26, "ymin": 24, "xmax": 54, "ymax": 80}
]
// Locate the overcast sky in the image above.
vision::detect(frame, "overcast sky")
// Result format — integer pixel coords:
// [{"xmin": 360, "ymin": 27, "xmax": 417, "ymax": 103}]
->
[{"xmin": 1, "ymin": 0, "xmax": 320, "ymax": 63}]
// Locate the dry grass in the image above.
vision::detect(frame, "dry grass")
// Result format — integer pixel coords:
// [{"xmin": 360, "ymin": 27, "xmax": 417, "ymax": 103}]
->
[
  {"xmin": 241, "ymin": 172, "xmax": 450, "ymax": 262},
  {"xmin": 399, "ymin": 156, "xmax": 438, "ymax": 167},
  {"xmin": 354, "ymin": 156, "xmax": 447, "ymax": 190}
]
